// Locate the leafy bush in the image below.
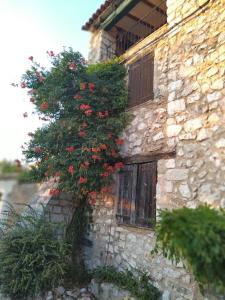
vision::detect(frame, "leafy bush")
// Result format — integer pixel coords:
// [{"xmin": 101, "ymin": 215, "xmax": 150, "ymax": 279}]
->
[
  {"xmin": 0, "ymin": 160, "xmax": 22, "ymax": 174},
  {"xmin": 93, "ymin": 266, "xmax": 161, "ymax": 300},
  {"xmin": 154, "ymin": 205, "xmax": 225, "ymax": 294},
  {"xmin": 0, "ymin": 206, "xmax": 70, "ymax": 299}
]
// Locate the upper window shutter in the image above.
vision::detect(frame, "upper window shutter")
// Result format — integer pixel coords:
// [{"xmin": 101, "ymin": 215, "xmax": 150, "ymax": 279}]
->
[
  {"xmin": 116, "ymin": 164, "xmax": 137, "ymax": 224},
  {"xmin": 128, "ymin": 53, "xmax": 154, "ymax": 108},
  {"xmin": 135, "ymin": 162, "xmax": 157, "ymax": 227},
  {"xmin": 128, "ymin": 59, "xmax": 141, "ymax": 108}
]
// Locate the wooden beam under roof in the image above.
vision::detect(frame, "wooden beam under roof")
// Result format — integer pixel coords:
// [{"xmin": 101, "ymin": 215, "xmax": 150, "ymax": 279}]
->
[
  {"xmin": 101, "ymin": 0, "xmax": 140, "ymax": 30},
  {"xmin": 141, "ymin": 0, "xmax": 167, "ymax": 17},
  {"xmin": 127, "ymin": 13, "xmax": 155, "ymax": 31}
]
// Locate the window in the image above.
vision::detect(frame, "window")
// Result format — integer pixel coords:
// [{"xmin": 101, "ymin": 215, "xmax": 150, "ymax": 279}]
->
[
  {"xmin": 128, "ymin": 53, "xmax": 154, "ymax": 108},
  {"xmin": 116, "ymin": 161, "xmax": 157, "ymax": 228}
]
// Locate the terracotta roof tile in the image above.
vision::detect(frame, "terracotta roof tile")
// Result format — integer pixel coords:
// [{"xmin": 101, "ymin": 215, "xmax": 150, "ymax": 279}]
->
[{"xmin": 82, "ymin": 0, "xmax": 115, "ymax": 31}]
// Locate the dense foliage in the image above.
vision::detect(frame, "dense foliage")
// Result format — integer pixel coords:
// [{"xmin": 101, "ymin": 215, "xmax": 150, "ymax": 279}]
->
[
  {"xmin": 0, "ymin": 206, "xmax": 70, "ymax": 299},
  {"xmin": 20, "ymin": 48, "xmax": 128, "ymax": 205},
  {"xmin": 154, "ymin": 205, "xmax": 225, "ymax": 294},
  {"xmin": 93, "ymin": 266, "xmax": 161, "ymax": 300}
]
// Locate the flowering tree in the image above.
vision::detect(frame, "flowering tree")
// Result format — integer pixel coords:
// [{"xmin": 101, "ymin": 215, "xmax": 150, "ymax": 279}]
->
[{"xmin": 20, "ymin": 48, "xmax": 128, "ymax": 205}]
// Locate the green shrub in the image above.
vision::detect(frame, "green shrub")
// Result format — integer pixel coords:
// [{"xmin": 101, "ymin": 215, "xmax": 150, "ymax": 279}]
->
[
  {"xmin": 93, "ymin": 266, "xmax": 161, "ymax": 300},
  {"xmin": 154, "ymin": 205, "xmax": 225, "ymax": 294},
  {"xmin": 0, "ymin": 206, "xmax": 71, "ymax": 299}
]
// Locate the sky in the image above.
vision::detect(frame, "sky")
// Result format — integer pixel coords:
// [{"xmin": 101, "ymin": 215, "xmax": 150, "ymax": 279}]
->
[{"xmin": 0, "ymin": 0, "xmax": 103, "ymax": 162}]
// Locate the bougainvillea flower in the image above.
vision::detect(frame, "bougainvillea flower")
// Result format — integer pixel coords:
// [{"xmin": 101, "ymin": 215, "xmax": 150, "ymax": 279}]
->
[
  {"xmin": 30, "ymin": 97, "xmax": 35, "ymax": 103},
  {"xmin": 44, "ymin": 171, "xmax": 49, "ymax": 177},
  {"xmin": 68, "ymin": 165, "xmax": 75, "ymax": 175},
  {"xmin": 73, "ymin": 94, "xmax": 83, "ymax": 100},
  {"xmin": 82, "ymin": 122, "xmax": 88, "ymax": 128},
  {"xmin": 101, "ymin": 186, "xmax": 112, "ymax": 194},
  {"xmin": 106, "ymin": 165, "xmax": 114, "ymax": 173},
  {"xmin": 115, "ymin": 162, "xmax": 125, "ymax": 169},
  {"xmin": 34, "ymin": 146, "xmax": 42, "ymax": 153},
  {"xmin": 15, "ymin": 159, "xmax": 21, "ymax": 167},
  {"xmin": 55, "ymin": 171, "xmax": 61, "ymax": 177},
  {"xmin": 116, "ymin": 138, "xmax": 124, "ymax": 145},
  {"xmin": 68, "ymin": 62, "xmax": 77, "ymax": 70},
  {"xmin": 79, "ymin": 177, "xmax": 87, "ymax": 184},
  {"xmin": 40, "ymin": 101, "xmax": 49, "ymax": 111},
  {"xmin": 88, "ymin": 83, "xmax": 95, "ymax": 92},
  {"xmin": 111, "ymin": 149, "xmax": 118, "ymax": 158},
  {"xmin": 66, "ymin": 146, "xmax": 75, "ymax": 153},
  {"xmin": 89, "ymin": 199, "xmax": 96, "ymax": 206},
  {"xmin": 78, "ymin": 130, "xmax": 86, "ymax": 137},
  {"xmin": 80, "ymin": 104, "xmax": 91, "ymax": 111},
  {"xmin": 20, "ymin": 82, "xmax": 26, "ymax": 88},
  {"xmin": 28, "ymin": 56, "xmax": 33, "ymax": 61},
  {"xmin": 47, "ymin": 50, "xmax": 54, "ymax": 57},
  {"xmin": 99, "ymin": 144, "xmax": 107, "ymax": 150},
  {"xmin": 49, "ymin": 188, "xmax": 60, "ymax": 196},
  {"xmin": 80, "ymin": 82, "xmax": 86, "ymax": 90},
  {"xmin": 101, "ymin": 172, "xmax": 109, "ymax": 177},
  {"xmin": 89, "ymin": 191, "xmax": 97, "ymax": 198},
  {"xmin": 84, "ymin": 109, "xmax": 93, "ymax": 116},
  {"xmin": 23, "ymin": 112, "xmax": 28, "ymax": 118},
  {"xmin": 80, "ymin": 161, "xmax": 90, "ymax": 169},
  {"xmin": 97, "ymin": 111, "xmax": 109, "ymax": 118},
  {"xmin": 91, "ymin": 147, "xmax": 101, "ymax": 153}
]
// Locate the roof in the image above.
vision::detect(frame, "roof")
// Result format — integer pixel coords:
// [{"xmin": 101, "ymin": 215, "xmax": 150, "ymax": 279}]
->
[{"xmin": 82, "ymin": 0, "xmax": 115, "ymax": 31}]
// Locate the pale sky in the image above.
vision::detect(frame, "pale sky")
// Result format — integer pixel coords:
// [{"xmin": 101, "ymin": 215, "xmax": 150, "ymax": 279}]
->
[{"xmin": 0, "ymin": 0, "xmax": 103, "ymax": 162}]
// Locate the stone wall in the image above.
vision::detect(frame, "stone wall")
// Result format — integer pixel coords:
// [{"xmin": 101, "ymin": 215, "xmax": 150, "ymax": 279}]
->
[{"xmin": 85, "ymin": 0, "xmax": 225, "ymax": 299}]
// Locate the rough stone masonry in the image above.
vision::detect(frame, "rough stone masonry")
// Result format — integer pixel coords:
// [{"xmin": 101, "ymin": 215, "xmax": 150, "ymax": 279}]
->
[{"xmin": 84, "ymin": 0, "xmax": 225, "ymax": 299}]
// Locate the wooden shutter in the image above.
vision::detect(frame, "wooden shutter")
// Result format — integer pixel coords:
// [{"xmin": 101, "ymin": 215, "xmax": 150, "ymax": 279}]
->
[
  {"xmin": 116, "ymin": 164, "xmax": 137, "ymax": 225},
  {"xmin": 128, "ymin": 53, "xmax": 154, "ymax": 108},
  {"xmin": 135, "ymin": 162, "xmax": 157, "ymax": 227}
]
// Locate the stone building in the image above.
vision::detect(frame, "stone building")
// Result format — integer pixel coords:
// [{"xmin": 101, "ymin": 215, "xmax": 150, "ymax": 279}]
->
[{"xmin": 81, "ymin": 0, "xmax": 225, "ymax": 299}]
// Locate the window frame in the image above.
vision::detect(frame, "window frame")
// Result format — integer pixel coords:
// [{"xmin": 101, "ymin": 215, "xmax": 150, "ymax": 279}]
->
[{"xmin": 116, "ymin": 161, "xmax": 157, "ymax": 229}]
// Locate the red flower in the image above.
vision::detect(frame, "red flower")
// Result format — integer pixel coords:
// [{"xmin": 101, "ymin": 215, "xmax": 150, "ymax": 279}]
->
[
  {"xmin": 103, "ymin": 163, "xmax": 109, "ymax": 169},
  {"xmin": 111, "ymin": 150, "xmax": 118, "ymax": 158},
  {"xmin": 68, "ymin": 62, "xmax": 76, "ymax": 70},
  {"xmin": 101, "ymin": 172, "xmax": 109, "ymax": 177},
  {"xmin": 89, "ymin": 199, "xmax": 96, "ymax": 206},
  {"xmin": 80, "ymin": 104, "xmax": 91, "ymax": 111},
  {"xmin": 28, "ymin": 56, "xmax": 33, "ymax": 61},
  {"xmin": 116, "ymin": 138, "xmax": 124, "ymax": 145},
  {"xmin": 97, "ymin": 111, "xmax": 109, "ymax": 118},
  {"xmin": 68, "ymin": 165, "xmax": 75, "ymax": 175},
  {"xmin": 73, "ymin": 94, "xmax": 83, "ymax": 100},
  {"xmin": 79, "ymin": 131, "xmax": 86, "ymax": 137},
  {"xmin": 84, "ymin": 109, "xmax": 93, "ymax": 116},
  {"xmin": 44, "ymin": 171, "xmax": 49, "ymax": 177},
  {"xmin": 80, "ymin": 161, "xmax": 90, "ymax": 170},
  {"xmin": 66, "ymin": 146, "xmax": 75, "ymax": 153},
  {"xmin": 20, "ymin": 82, "xmax": 26, "ymax": 88},
  {"xmin": 15, "ymin": 159, "xmax": 21, "ymax": 167},
  {"xmin": 115, "ymin": 162, "xmax": 125, "ymax": 169},
  {"xmin": 89, "ymin": 191, "xmax": 97, "ymax": 198},
  {"xmin": 47, "ymin": 50, "xmax": 55, "ymax": 57},
  {"xmin": 91, "ymin": 147, "xmax": 101, "ymax": 153},
  {"xmin": 88, "ymin": 83, "xmax": 95, "ymax": 92},
  {"xmin": 106, "ymin": 165, "xmax": 114, "ymax": 173},
  {"xmin": 49, "ymin": 188, "xmax": 60, "ymax": 196},
  {"xmin": 23, "ymin": 112, "xmax": 28, "ymax": 118},
  {"xmin": 92, "ymin": 155, "xmax": 102, "ymax": 161},
  {"xmin": 79, "ymin": 177, "xmax": 87, "ymax": 184},
  {"xmin": 101, "ymin": 186, "xmax": 112, "ymax": 194},
  {"xmin": 34, "ymin": 146, "xmax": 43, "ymax": 153},
  {"xmin": 40, "ymin": 101, "xmax": 49, "ymax": 111},
  {"xmin": 82, "ymin": 122, "xmax": 88, "ymax": 128},
  {"xmin": 80, "ymin": 82, "xmax": 86, "ymax": 90},
  {"xmin": 30, "ymin": 97, "xmax": 35, "ymax": 103},
  {"xmin": 99, "ymin": 144, "xmax": 107, "ymax": 150},
  {"xmin": 55, "ymin": 171, "xmax": 61, "ymax": 177}
]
